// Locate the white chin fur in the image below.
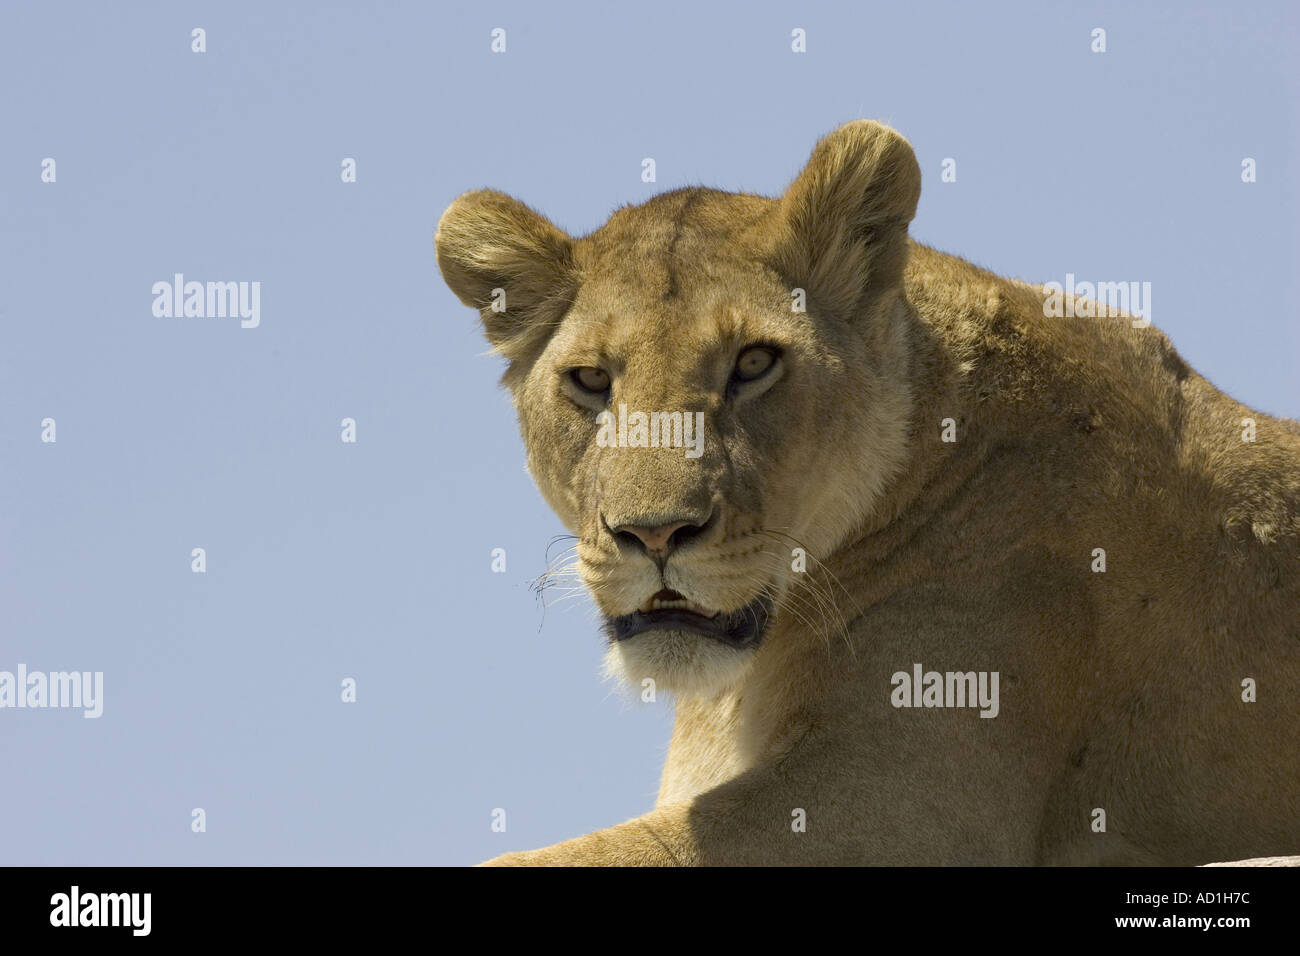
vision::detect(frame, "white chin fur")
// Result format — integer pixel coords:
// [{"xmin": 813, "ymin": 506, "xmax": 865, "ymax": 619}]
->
[{"xmin": 602, "ymin": 629, "xmax": 757, "ymax": 699}]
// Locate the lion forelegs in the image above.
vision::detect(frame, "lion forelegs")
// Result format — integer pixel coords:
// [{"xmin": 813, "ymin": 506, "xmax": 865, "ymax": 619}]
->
[{"xmin": 479, "ymin": 804, "xmax": 698, "ymax": 867}]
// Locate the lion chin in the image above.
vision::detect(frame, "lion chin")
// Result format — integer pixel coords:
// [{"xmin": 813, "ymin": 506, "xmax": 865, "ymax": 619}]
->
[{"xmin": 601, "ymin": 629, "xmax": 759, "ymax": 699}]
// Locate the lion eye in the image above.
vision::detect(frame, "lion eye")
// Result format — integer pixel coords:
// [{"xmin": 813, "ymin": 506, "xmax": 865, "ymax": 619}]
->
[
  {"xmin": 571, "ymin": 366, "xmax": 611, "ymax": 393},
  {"xmin": 733, "ymin": 346, "xmax": 778, "ymax": 382}
]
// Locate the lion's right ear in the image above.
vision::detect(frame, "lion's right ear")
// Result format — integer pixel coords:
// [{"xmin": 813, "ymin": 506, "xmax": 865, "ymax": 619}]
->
[
  {"xmin": 435, "ymin": 189, "xmax": 577, "ymax": 370},
  {"xmin": 771, "ymin": 121, "xmax": 921, "ymax": 321}
]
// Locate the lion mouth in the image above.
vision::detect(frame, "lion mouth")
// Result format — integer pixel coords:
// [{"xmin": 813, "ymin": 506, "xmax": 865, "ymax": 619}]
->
[
  {"xmin": 604, "ymin": 589, "xmax": 772, "ymax": 648},
  {"xmin": 638, "ymin": 588, "xmax": 719, "ymax": 618}
]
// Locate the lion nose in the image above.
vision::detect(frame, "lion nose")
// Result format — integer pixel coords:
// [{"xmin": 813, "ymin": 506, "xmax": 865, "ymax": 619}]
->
[
  {"xmin": 608, "ymin": 514, "xmax": 713, "ymax": 558},
  {"xmin": 620, "ymin": 521, "xmax": 693, "ymax": 555}
]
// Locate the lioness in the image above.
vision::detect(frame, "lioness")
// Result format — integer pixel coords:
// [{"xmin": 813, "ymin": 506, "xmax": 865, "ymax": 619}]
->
[{"xmin": 435, "ymin": 121, "xmax": 1300, "ymax": 866}]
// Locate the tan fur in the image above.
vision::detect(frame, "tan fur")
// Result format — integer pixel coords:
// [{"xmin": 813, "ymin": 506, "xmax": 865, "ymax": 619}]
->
[{"xmin": 435, "ymin": 121, "xmax": 1300, "ymax": 866}]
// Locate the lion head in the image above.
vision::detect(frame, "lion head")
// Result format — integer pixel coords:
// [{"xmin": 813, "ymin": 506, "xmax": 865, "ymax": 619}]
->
[{"xmin": 436, "ymin": 121, "xmax": 922, "ymax": 697}]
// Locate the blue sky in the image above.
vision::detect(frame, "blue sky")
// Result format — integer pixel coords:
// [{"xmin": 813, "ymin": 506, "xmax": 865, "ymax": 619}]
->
[{"xmin": 1, "ymin": 0, "xmax": 1296, "ymax": 864}]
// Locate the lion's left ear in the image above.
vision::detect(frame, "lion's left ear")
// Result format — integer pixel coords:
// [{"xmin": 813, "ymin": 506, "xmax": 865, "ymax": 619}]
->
[
  {"xmin": 435, "ymin": 189, "xmax": 577, "ymax": 377},
  {"xmin": 771, "ymin": 120, "xmax": 921, "ymax": 319}
]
